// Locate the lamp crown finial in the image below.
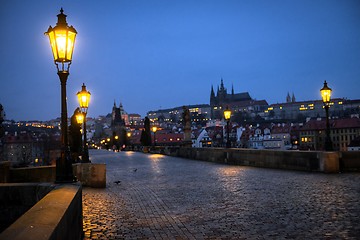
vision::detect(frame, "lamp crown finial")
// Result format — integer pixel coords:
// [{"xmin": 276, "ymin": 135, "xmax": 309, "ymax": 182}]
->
[{"xmin": 57, "ymin": 8, "xmax": 67, "ymax": 26}]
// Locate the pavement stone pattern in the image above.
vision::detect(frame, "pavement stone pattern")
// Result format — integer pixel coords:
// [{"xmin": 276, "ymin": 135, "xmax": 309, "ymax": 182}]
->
[{"xmin": 83, "ymin": 150, "xmax": 360, "ymax": 239}]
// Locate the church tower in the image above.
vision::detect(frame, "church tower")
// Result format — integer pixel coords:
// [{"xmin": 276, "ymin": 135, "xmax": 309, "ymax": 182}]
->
[
  {"xmin": 210, "ymin": 85, "xmax": 215, "ymax": 105},
  {"xmin": 111, "ymin": 101, "xmax": 126, "ymax": 150},
  {"xmin": 286, "ymin": 92, "xmax": 291, "ymax": 103}
]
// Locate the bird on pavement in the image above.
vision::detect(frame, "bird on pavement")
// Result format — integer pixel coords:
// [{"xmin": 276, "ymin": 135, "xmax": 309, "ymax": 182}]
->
[{"xmin": 114, "ymin": 180, "xmax": 121, "ymax": 184}]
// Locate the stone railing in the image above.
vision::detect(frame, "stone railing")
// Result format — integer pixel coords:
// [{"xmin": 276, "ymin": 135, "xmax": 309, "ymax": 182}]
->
[
  {"xmin": 0, "ymin": 163, "xmax": 106, "ymax": 188},
  {"xmin": 0, "ymin": 183, "xmax": 82, "ymax": 240},
  {"xmin": 149, "ymin": 146, "xmax": 360, "ymax": 173}
]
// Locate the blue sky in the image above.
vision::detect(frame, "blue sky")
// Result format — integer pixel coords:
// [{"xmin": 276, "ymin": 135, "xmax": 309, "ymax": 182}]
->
[{"xmin": 1, "ymin": 0, "xmax": 359, "ymax": 121}]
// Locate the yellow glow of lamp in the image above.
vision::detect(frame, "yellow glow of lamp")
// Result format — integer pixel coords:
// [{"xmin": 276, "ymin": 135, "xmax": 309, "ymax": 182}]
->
[
  {"xmin": 77, "ymin": 83, "xmax": 91, "ymax": 113},
  {"xmin": 152, "ymin": 126, "xmax": 157, "ymax": 133},
  {"xmin": 76, "ymin": 112, "xmax": 84, "ymax": 124},
  {"xmin": 224, "ymin": 107, "xmax": 231, "ymax": 120},
  {"xmin": 45, "ymin": 8, "xmax": 77, "ymax": 64},
  {"xmin": 320, "ymin": 80, "xmax": 332, "ymax": 104},
  {"xmin": 127, "ymin": 132, "xmax": 131, "ymax": 137}
]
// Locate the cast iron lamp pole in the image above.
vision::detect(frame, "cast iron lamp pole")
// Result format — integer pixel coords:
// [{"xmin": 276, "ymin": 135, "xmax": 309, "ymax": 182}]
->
[
  {"xmin": 320, "ymin": 80, "xmax": 333, "ymax": 151},
  {"xmin": 224, "ymin": 106, "xmax": 231, "ymax": 148},
  {"xmin": 152, "ymin": 126, "xmax": 157, "ymax": 146},
  {"xmin": 77, "ymin": 83, "xmax": 91, "ymax": 162},
  {"xmin": 45, "ymin": 8, "xmax": 77, "ymax": 182}
]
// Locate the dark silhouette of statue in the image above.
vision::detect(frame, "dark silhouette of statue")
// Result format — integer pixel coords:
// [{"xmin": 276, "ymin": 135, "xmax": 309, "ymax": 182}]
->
[
  {"xmin": 140, "ymin": 117, "xmax": 152, "ymax": 146},
  {"xmin": 69, "ymin": 108, "xmax": 82, "ymax": 162},
  {"xmin": 182, "ymin": 106, "xmax": 192, "ymax": 147}
]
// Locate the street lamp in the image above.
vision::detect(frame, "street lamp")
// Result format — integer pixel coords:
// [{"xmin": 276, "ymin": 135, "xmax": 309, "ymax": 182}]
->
[
  {"xmin": 126, "ymin": 132, "xmax": 132, "ymax": 150},
  {"xmin": 75, "ymin": 111, "xmax": 84, "ymax": 125},
  {"xmin": 152, "ymin": 126, "xmax": 157, "ymax": 146},
  {"xmin": 320, "ymin": 80, "xmax": 333, "ymax": 151},
  {"xmin": 45, "ymin": 8, "xmax": 77, "ymax": 182},
  {"xmin": 77, "ymin": 83, "xmax": 91, "ymax": 162},
  {"xmin": 224, "ymin": 106, "xmax": 231, "ymax": 148}
]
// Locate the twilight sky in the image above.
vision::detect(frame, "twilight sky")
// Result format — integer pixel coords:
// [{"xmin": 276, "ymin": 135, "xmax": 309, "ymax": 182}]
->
[{"xmin": 1, "ymin": 0, "xmax": 360, "ymax": 121}]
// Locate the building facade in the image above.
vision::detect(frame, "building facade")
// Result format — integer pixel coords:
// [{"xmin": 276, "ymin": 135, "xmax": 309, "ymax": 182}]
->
[{"xmin": 298, "ymin": 117, "xmax": 360, "ymax": 151}]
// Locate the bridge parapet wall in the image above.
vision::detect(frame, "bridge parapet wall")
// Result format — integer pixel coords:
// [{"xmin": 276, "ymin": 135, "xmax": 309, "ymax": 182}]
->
[{"xmin": 157, "ymin": 147, "xmax": 344, "ymax": 173}]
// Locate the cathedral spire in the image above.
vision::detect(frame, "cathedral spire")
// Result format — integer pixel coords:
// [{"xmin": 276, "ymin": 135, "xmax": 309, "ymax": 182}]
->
[
  {"xmin": 210, "ymin": 85, "xmax": 215, "ymax": 98},
  {"xmin": 220, "ymin": 78, "xmax": 224, "ymax": 90},
  {"xmin": 286, "ymin": 92, "xmax": 291, "ymax": 103},
  {"xmin": 231, "ymin": 83, "xmax": 234, "ymax": 95}
]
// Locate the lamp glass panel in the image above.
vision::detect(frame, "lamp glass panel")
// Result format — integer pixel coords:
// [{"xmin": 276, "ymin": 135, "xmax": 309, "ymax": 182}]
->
[
  {"xmin": 78, "ymin": 92, "xmax": 90, "ymax": 109},
  {"xmin": 224, "ymin": 110, "xmax": 231, "ymax": 120},
  {"xmin": 48, "ymin": 31, "xmax": 58, "ymax": 61},
  {"xmin": 67, "ymin": 31, "xmax": 76, "ymax": 61},
  {"xmin": 54, "ymin": 29, "xmax": 67, "ymax": 61},
  {"xmin": 321, "ymin": 89, "xmax": 331, "ymax": 103},
  {"xmin": 76, "ymin": 113, "xmax": 84, "ymax": 124}
]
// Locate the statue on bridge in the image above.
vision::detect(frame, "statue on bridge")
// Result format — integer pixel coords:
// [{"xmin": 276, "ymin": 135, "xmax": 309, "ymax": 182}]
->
[{"xmin": 182, "ymin": 106, "xmax": 192, "ymax": 147}]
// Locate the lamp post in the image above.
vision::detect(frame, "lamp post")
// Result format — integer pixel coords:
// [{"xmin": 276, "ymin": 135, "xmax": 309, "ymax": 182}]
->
[
  {"xmin": 320, "ymin": 80, "xmax": 333, "ymax": 151},
  {"xmin": 45, "ymin": 8, "xmax": 77, "ymax": 182},
  {"xmin": 77, "ymin": 83, "xmax": 91, "ymax": 162},
  {"xmin": 224, "ymin": 106, "xmax": 231, "ymax": 148},
  {"xmin": 126, "ymin": 132, "xmax": 132, "ymax": 150},
  {"xmin": 152, "ymin": 126, "xmax": 157, "ymax": 146}
]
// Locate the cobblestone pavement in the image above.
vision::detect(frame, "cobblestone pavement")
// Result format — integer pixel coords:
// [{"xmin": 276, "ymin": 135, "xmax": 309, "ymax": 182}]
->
[{"xmin": 83, "ymin": 150, "xmax": 360, "ymax": 239}]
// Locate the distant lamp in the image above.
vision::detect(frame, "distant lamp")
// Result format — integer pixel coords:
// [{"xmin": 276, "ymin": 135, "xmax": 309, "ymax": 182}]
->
[
  {"xmin": 76, "ymin": 112, "xmax": 84, "ymax": 124},
  {"xmin": 223, "ymin": 106, "xmax": 231, "ymax": 148},
  {"xmin": 127, "ymin": 132, "xmax": 131, "ymax": 138},
  {"xmin": 152, "ymin": 126, "xmax": 157, "ymax": 146},
  {"xmin": 224, "ymin": 107, "xmax": 231, "ymax": 121},
  {"xmin": 320, "ymin": 80, "xmax": 332, "ymax": 104},
  {"xmin": 320, "ymin": 80, "xmax": 333, "ymax": 151},
  {"xmin": 115, "ymin": 136, "xmax": 119, "ymax": 140},
  {"xmin": 152, "ymin": 126, "xmax": 158, "ymax": 133},
  {"xmin": 76, "ymin": 83, "xmax": 91, "ymax": 162},
  {"xmin": 77, "ymin": 83, "xmax": 91, "ymax": 113}
]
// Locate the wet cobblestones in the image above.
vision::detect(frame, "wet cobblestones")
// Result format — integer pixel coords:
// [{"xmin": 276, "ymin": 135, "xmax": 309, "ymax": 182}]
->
[{"xmin": 83, "ymin": 150, "xmax": 360, "ymax": 239}]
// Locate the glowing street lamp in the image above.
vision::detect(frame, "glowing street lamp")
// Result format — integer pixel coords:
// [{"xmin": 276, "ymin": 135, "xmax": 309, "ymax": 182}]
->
[
  {"xmin": 77, "ymin": 83, "xmax": 91, "ymax": 162},
  {"xmin": 320, "ymin": 80, "xmax": 333, "ymax": 151},
  {"xmin": 224, "ymin": 106, "xmax": 231, "ymax": 148},
  {"xmin": 152, "ymin": 126, "xmax": 157, "ymax": 146},
  {"xmin": 76, "ymin": 112, "xmax": 84, "ymax": 124},
  {"xmin": 45, "ymin": 8, "xmax": 77, "ymax": 183}
]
